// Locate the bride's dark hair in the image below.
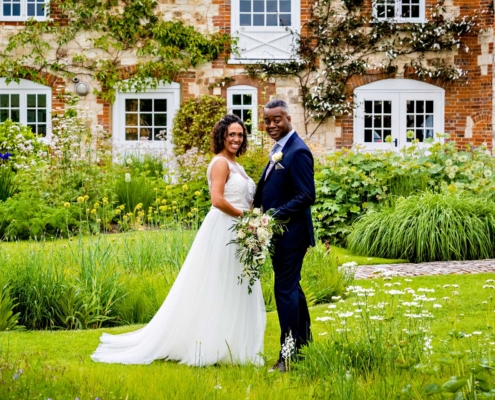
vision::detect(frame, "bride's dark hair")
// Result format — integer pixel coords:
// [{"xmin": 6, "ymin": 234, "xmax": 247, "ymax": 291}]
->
[{"xmin": 211, "ymin": 114, "xmax": 249, "ymax": 156}]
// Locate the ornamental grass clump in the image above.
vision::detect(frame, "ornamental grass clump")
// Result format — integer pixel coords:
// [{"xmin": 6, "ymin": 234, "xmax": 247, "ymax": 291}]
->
[{"xmin": 347, "ymin": 192, "xmax": 495, "ymax": 262}]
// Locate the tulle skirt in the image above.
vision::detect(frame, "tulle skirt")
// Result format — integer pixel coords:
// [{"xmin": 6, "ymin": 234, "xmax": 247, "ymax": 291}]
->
[{"xmin": 91, "ymin": 207, "xmax": 266, "ymax": 366}]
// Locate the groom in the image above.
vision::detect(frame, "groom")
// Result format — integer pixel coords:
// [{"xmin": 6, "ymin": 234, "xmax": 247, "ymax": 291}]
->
[{"xmin": 253, "ymin": 99, "xmax": 315, "ymax": 372}]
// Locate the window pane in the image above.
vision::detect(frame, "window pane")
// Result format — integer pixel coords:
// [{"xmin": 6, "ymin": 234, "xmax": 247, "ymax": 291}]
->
[
  {"xmin": 3, "ymin": 4, "xmax": 11, "ymax": 16},
  {"xmin": 37, "ymin": 3, "xmax": 44, "ymax": 16},
  {"xmin": 406, "ymin": 115, "xmax": 414, "ymax": 127},
  {"xmin": 140, "ymin": 128, "xmax": 151, "ymax": 140},
  {"xmin": 27, "ymin": 110, "xmax": 36, "ymax": 123},
  {"xmin": 416, "ymin": 115, "xmax": 424, "ymax": 127},
  {"xmin": 154, "ymin": 114, "xmax": 167, "ymax": 126},
  {"xmin": 233, "ymin": 109, "xmax": 242, "ymax": 118},
  {"xmin": 253, "ymin": 14, "xmax": 264, "ymax": 25},
  {"xmin": 266, "ymin": 0, "xmax": 277, "ymax": 12},
  {"xmin": 384, "ymin": 130, "xmax": 391, "ymax": 140},
  {"xmin": 126, "ymin": 99, "xmax": 138, "ymax": 112},
  {"xmin": 364, "ymin": 130, "xmax": 372, "ymax": 142},
  {"xmin": 38, "ymin": 124, "xmax": 46, "ymax": 136},
  {"xmin": 38, "ymin": 94, "xmax": 46, "ymax": 107},
  {"xmin": 425, "ymin": 129, "xmax": 434, "ymax": 139},
  {"xmin": 126, "ymin": 113, "xmax": 138, "ymax": 126},
  {"xmin": 154, "ymin": 99, "xmax": 167, "ymax": 112},
  {"xmin": 240, "ymin": 14, "xmax": 251, "ymax": 25},
  {"xmin": 425, "ymin": 115, "xmax": 433, "ymax": 127},
  {"xmin": 27, "ymin": 94, "xmax": 36, "ymax": 107},
  {"xmin": 240, "ymin": 0, "xmax": 251, "ymax": 11},
  {"xmin": 140, "ymin": 113, "xmax": 152, "ymax": 126},
  {"xmin": 416, "ymin": 101, "xmax": 424, "ymax": 113},
  {"xmin": 126, "ymin": 128, "xmax": 138, "ymax": 141},
  {"xmin": 140, "ymin": 99, "xmax": 152, "ymax": 112},
  {"xmin": 280, "ymin": 0, "xmax": 291, "ymax": 12},
  {"xmin": 364, "ymin": 115, "xmax": 372, "ymax": 128},
  {"xmin": 384, "ymin": 101, "xmax": 392, "ymax": 113},
  {"xmin": 28, "ymin": 3, "xmax": 35, "ymax": 15},
  {"xmin": 407, "ymin": 100, "xmax": 414, "ymax": 113},
  {"xmin": 280, "ymin": 14, "xmax": 291, "ymax": 25},
  {"xmin": 10, "ymin": 109, "xmax": 20, "ymax": 122},
  {"xmin": 0, "ymin": 110, "xmax": 8, "ymax": 122},
  {"xmin": 416, "ymin": 130, "xmax": 424, "ymax": 141},
  {"xmin": 266, "ymin": 14, "xmax": 277, "ymax": 26},
  {"xmin": 38, "ymin": 109, "xmax": 46, "ymax": 123},
  {"xmin": 155, "ymin": 128, "xmax": 167, "ymax": 141},
  {"xmin": 232, "ymin": 94, "xmax": 242, "ymax": 105},
  {"xmin": 11, "ymin": 94, "xmax": 19, "ymax": 108},
  {"xmin": 253, "ymin": 0, "xmax": 264, "ymax": 11},
  {"xmin": 374, "ymin": 116, "xmax": 382, "ymax": 128},
  {"xmin": 242, "ymin": 94, "xmax": 252, "ymax": 105},
  {"xmin": 364, "ymin": 101, "xmax": 372, "ymax": 114},
  {"xmin": 384, "ymin": 115, "xmax": 391, "ymax": 128},
  {"xmin": 426, "ymin": 101, "xmax": 433, "ymax": 113},
  {"xmin": 0, "ymin": 95, "xmax": 9, "ymax": 108},
  {"xmin": 373, "ymin": 130, "xmax": 382, "ymax": 142},
  {"xmin": 373, "ymin": 101, "xmax": 382, "ymax": 114}
]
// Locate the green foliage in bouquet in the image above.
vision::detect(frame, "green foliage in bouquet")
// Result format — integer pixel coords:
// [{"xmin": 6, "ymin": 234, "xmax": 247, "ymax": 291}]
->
[
  {"xmin": 172, "ymin": 95, "xmax": 226, "ymax": 156},
  {"xmin": 347, "ymin": 192, "xmax": 495, "ymax": 262},
  {"xmin": 313, "ymin": 140, "xmax": 495, "ymax": 244}
]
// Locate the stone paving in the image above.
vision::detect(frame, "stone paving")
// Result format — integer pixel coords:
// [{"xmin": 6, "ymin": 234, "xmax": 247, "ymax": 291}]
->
[{"xmin": 354, "ymin": 259, "xmax": 495, "ymax": 280}]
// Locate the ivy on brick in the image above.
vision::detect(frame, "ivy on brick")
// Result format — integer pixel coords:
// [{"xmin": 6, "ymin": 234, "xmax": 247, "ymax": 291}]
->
[
  {"xmin": 246, "ymin": 1, "xmax": 484, "ymax": 136},
  {"xmin": 0, "ymin": 0, "xmax": 232, "ymax": 102}
]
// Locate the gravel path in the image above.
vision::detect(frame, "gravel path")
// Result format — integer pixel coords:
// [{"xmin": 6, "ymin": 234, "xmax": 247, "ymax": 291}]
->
[{"xmin": 354, "ymin": 259, "xmax": 495, "ymax": 280}]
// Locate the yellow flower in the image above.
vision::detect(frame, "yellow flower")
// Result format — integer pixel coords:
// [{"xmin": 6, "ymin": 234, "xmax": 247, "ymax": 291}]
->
[
  {"xmin": 161, "ymin": 199, "xmax": 167, "ymax": 204},
  {"xmin": 102, "ymin": 197, "xmax": 108, "ymax": 204},
  {"xmin": 172, "ymin": 201, "xmax": 177, "ymax": 205},
  {"xmin": 182, "ymin": 184, "xmax": 188, "ymax": 191},
  {"xmin": 115, "ymin": 209, "xmax": 121, "ymax": 215},
  {"xmin": 194, "ymin": 191, "xmax": 201, "ymax": 197},
  {"xmin": 84, "ymin": 195, "xmax": 89, "ymax": 201},
  {"xmin": 91, "ymin": 209, "xmax": 97, "ymax": 214},
  {"xmin": 123, "ymin": 215, "xmax": 128, "ymax": 221},
  {"xmin": 318, "ymin": 214, "xmax": 323, "ymax": 220},
  {"xmin": 135, "ymin": 203, "xmax": 143, "ymax": 210},
  {"xmin": 159, "ymin": 206, "xmax": 166, "ymax": 212},
  {"xmin": 187, "ymin": 212, "xmax": 193, "ymax": 217},
  {"xmin": 94, "ymin": 202, "xmax": 100, "ymax": 208},
  {"xmin": 96, "ymin": 218, "xmax": 101, "ymax": 223},
  {"xmin": 192, "ymin": 207, "xmax": 198, "ymax": 213},
  {"xmin": 166, "ymin": 185, "xmax": 172, "ymax": 190},
  {"xmin": 153, "ymin": 187, "xmax": 158, "ymax": 191},
  {"xmin": 64, "ymin": 202, "xmax": 71, "ymax": 208},
  {"xmin": 77, "ymin": 196, "xmax": 84, "ymax": 203},
  {"xmin": 119, "ymin": 205, "xmax": 125, "ymax": 210}
]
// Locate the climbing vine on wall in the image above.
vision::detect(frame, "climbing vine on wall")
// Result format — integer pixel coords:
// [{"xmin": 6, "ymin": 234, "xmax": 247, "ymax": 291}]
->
[
  {"xmin": 0, "ymin": 0, "xmax": 232, "ymax": 102},
  {"xmin": 246, "ymin": 1, "xmax": 485, "ymax": 137}
]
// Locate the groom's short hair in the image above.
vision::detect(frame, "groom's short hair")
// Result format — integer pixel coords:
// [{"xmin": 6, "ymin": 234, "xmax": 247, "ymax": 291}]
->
[{"xmin": 265, "ymin": 99, "xmax": 290, "ymax": 114}]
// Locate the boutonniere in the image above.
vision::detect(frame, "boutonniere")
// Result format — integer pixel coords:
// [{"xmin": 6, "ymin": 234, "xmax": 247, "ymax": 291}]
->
[{"xmin": 272, "ymin": 151, "xmax": 283, "ymax": 163}]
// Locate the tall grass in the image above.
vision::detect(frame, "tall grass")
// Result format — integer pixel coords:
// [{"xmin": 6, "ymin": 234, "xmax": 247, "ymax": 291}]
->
[
  {"xmin": 1, "ymin": 231, "xmax": 351, "ymax": 331},
  {"xmin": 347, "ymin": 192, "xmax": 495, "ymax": 262},
  {"xmin": 0, "ymin": 168, "xmax": 17, "ymax": 202},
  {"xmin": 114, "ymin": 174, "xmax": 155, "ymax": 213}
]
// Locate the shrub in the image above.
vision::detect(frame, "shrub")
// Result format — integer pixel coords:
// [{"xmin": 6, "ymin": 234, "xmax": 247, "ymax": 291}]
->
[
  {"xmin": 347, "ymin": 192, "xmax": 495, "ymax": 262},
  {"xmin": 313, "ymin": 141, "xmax": 495, "ymax": 243},
  {"xmin": 171, "ymin": 95, "xmax": 226, "ymax": 156}
]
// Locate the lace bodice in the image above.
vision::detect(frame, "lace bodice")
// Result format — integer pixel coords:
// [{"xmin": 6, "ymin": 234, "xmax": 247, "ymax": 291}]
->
[{"xmin": 207, "ymin": 156, "xmax": 256, "ymax": 211}]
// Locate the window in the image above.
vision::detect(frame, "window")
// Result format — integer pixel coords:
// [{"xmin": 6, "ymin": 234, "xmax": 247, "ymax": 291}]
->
[
  {"xmin": 113, "ymin": 82, "xmax": 180, "ymax": 157},
  {"xmin": 373, "ymin": 0, "xmax": 424, "ymax": 22},
  {"xmin": 0, "ymin": 78, "xmax": 51, "ymax": 140},
  {"xmin": 1, "ymin": 0, "xmax": 48, "ymax": 21},
  {"xmin": 354, "ymin": 79, "xmax": 444, "ymax": 150},
  {"xmin": 230, "ymin": 0, "xmax": 300, "ymax": 62},
  {"xmin": 227, "ymin": 86, "xmax": 258, "ymax": 137}
]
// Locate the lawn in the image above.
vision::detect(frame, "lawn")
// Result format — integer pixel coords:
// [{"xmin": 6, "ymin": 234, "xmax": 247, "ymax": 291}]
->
[{"xmin": 2, "ymin": 272, "xmax": 494, "ymax": 399}]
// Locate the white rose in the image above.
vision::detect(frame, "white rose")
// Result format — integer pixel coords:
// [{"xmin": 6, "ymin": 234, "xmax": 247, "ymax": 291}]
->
[
  {"xmin": 252, "ymin": 208, "xmax": 262, "ymax": 215},
  {"xmin": 236, "ymin": 230, "xmax": 246, "ymax": 239},
  {"xmin": 272, "ymin": 151, "xmax": 283, "ymax": 163},
  {"xmin": 249, "ymin": 218, "xmax": 261, "ymax": 228},
  {"xmin": 261, "ymin": 215, "xmax": 270, "ymax": 226}
]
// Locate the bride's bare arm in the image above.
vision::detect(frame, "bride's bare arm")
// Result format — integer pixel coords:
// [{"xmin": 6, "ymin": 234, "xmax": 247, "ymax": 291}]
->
[{"xmin": 210, "ymin": 158, "xmax": 244, "ymax": 217}]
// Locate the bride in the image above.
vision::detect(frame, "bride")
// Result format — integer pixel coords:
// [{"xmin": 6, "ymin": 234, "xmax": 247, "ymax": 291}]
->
[{"xmin": 91, "ymin": 115, "xmax": 266, "ymax": 366}]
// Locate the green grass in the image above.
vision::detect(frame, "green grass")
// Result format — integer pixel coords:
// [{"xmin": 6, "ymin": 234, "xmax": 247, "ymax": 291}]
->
[{"xmin": 1, "ymin": 273, "xmax": 493, "ymax": 399}]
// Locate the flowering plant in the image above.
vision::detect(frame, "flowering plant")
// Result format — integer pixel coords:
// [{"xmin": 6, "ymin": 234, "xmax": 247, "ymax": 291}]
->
[
  {"xmin": 229, "ymin": 208, "xmax": 284, "ymax": 294},
  {"xmin": 272, "ymin": 151, "xmax": 283, "ymax": 163}
]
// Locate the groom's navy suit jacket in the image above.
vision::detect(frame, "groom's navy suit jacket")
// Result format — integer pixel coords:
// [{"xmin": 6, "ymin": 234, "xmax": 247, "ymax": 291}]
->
[{"xmin": 253, "ymin": 132, "xmax": 316, "ymax": 249}]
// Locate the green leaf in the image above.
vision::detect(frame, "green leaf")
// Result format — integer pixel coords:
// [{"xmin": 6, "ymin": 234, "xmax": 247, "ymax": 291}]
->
[{"xmin": 441, "ymin": 377, "xmax": 468, "ymax": 393}]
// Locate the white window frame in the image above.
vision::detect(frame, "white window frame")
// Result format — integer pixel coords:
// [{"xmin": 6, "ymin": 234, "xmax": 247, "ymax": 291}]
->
[
  {"xmin": 230, "ymin": 0, "xmax": 300, "ymax": 63},
  {"xmin": 112, "ymin": 82, "xmax": 180, "ymax": 160},
  {"xmin": 0, "ymin": 0, "xmax": 49, "ymax": 22},
  {"xmin": 372, "ymin": 0, "xmax": 425, "ymax": 23},
  {"xmin": 0, "ymin": 77, "xmax": 52, "ymax": 143},
  {"xmin": 226, "ymin": 85, "xmax": 259, "ymax": 141},
  {"xmin": 354, "ymin": 79, "xmax": 444, "ymax": 151}
]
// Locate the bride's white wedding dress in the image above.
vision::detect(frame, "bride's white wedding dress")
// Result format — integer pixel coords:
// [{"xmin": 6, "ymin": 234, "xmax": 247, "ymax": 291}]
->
[{"xmin": 91, "ymin": 156, "xmax": 266, "ymax": 366}]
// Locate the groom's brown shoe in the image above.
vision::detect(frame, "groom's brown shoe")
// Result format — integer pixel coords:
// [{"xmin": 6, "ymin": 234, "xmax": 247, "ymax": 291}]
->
[{"xmin": 268, "ymin": 360, "xmax": 286, "ymax": 373}]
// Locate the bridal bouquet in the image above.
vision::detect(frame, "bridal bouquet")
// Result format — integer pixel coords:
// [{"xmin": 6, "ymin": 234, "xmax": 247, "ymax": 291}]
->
[{"xmin": 229, "ymin": 208, "xmax": 284, "ymax": 294}]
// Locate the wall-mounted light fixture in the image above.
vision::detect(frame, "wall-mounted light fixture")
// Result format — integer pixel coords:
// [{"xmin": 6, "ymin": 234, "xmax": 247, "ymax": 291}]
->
[{"xmin": 73, "ymin": 77, "xmax": 90, "ymax": 96}]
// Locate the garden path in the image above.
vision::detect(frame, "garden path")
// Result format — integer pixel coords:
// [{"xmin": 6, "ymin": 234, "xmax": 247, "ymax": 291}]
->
[{"xmin": 354, "ymin": 259, "xmax": 495, "ymax": 279}]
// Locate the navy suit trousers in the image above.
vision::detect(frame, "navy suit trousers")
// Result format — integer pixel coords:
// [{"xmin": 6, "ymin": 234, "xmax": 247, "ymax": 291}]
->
[{"xmin": 271, "ymin": 244, "xmax": 312, "ymax": 358}]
